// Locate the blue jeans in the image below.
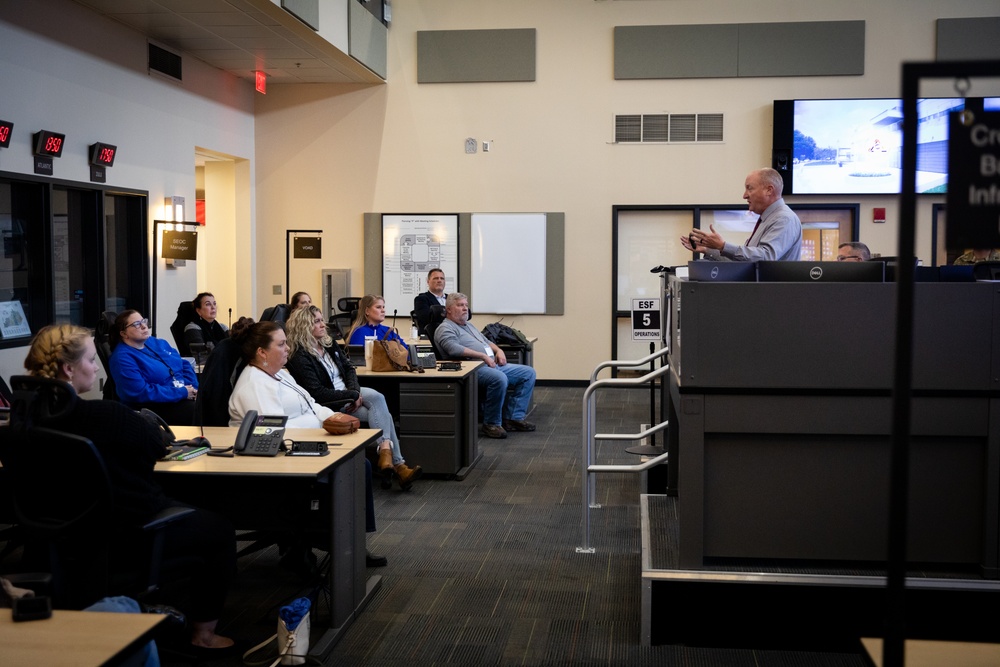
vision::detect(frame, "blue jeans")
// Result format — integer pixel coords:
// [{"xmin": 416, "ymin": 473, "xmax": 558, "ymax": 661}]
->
[
  {"xmin": 353, "ymin": 386, "xmax": 405, "ymax": 465},
  {"xmin": 479, "ymin": 362, "xmax": 536, "ymax": 426}
]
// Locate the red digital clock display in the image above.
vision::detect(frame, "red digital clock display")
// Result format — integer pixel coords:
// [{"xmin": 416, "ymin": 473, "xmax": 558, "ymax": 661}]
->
[
  {"xmin": 0, "ymin": 120, "xmax": 12, "ymax": 148},
  {"xmin": 89, "ymin": 142, "xmax": 117, "ymax": 167},
  {"xmin": 32, "ymin": 130, "xmax": 65, "ymax": 158}
]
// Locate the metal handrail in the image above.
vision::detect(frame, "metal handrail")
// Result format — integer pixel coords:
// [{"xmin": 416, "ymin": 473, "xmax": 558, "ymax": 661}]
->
[
  {"xmin": 578, "ymin": 360, "xmax": 670, "ymax": 553},
  {"xmin": 590, "ymin": 347, "xmax": 670, "ymax": 383}
]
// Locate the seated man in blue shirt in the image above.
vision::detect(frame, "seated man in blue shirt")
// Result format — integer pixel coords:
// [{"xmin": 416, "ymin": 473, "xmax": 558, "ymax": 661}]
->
[{"xmin": 434, "ymin": 293, "xmax": 536, "ymax": 439}]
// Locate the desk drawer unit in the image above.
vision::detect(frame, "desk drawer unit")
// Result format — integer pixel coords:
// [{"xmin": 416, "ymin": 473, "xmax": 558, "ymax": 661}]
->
[{"xmin": 399, "ymin": 382, "xmax": 462, "ymax": 475}]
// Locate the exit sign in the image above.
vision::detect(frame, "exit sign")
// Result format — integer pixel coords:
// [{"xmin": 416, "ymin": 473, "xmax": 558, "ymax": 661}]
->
[{"xmin": 255, "ymin": 70, "xmax": 267, "ymax": 95}]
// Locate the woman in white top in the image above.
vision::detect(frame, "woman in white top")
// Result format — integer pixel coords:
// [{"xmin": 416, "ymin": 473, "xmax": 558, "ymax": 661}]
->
[
  {"xmin": 228, "ymin": 317, "xmax": 340, "ymax": 427},
  {"xmin": 227, "ymin": 317, "xmax": 387, "ymax": 567}
]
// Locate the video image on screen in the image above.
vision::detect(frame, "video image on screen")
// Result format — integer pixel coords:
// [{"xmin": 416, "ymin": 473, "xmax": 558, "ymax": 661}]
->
[{"xmin": 789, "ymin": 98, "xmax": 963, "ymax": 195}]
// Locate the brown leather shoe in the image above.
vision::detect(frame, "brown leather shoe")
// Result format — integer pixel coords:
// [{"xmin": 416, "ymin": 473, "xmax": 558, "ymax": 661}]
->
[
  {"xmin": 378, "ymin": 448, "xmax": 394, "ymax": 489},
  {"xmin": 394, "ymin": 463, "xmax": 423, "ymax": 491},
  {"xmin": 481, "ymin": 423, "xmax": 507, "ymax": 439},
  {"xmin": 503, "ymin": 419, "xmax": 536, "ymax": 432}
]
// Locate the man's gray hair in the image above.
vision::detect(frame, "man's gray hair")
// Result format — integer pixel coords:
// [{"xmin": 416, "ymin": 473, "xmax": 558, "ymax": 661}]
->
[
  {"xmin": 838, "ymin": 241, "xmax": 871, "ymax": 260},
  {"xmin": 445, "ymin": 292, "xmax": 468, "ymax": 308},
  {"xmin": 756, "ymin": 167, "xmax": 784, "ymax": 198}
]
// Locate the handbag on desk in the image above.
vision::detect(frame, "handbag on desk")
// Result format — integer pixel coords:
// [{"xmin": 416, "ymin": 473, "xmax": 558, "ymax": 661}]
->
[{"xmin": 371, "ymin": 328, "xmax": 423, "ymax": 373}]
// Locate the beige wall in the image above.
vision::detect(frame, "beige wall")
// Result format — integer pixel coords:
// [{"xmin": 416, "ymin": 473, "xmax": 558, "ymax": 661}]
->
[{"xmin": 254, "ymin": 0, "xmax": 999, "ymax": 380}]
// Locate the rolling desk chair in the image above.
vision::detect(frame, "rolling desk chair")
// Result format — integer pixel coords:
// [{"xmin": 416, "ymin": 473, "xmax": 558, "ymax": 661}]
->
[
  {"xmin": 422, "ymin": 305, "xmax": 447, "ymax": 359},
  {"xmin": 94, "ymin": 310, "xmax": 119, "ymax": 401},
  {"xmin": 330, "ymin": 296, "xmax": 361, "ymax": 341},
  {"xmin": 259, "ymin": 303, "xmax": 291, "ymax": 325},
  {"xmin": 2, "ymin": 376, "xmax": 193, "ymax": 609},
  {"xmin": 168, "ymin": 301, "xmax": 197, "ymax": 357}
]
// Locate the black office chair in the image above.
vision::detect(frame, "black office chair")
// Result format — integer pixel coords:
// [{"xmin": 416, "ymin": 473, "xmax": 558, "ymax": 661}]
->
[
  {"xmin": 972, "ymin": 260, "xmax": 1000, "ymax": 281},
  {"xmin": 423, "ymin": 305, "xmax": 447, "ymax": 359},
  {"xmin": 94, "ymin": 310, "xmax": 118, "ymax": 401},
  {"xmin": 2, "ymin": 376, "xmax": 193, "ymax": 609},
  {"xmin": 337, "ymin": 297, "xmax": 361, "ymax": 315},
  {"xmin": 330, "ymin": 297, "xmax": 361, "ymax": 341},
  {"xmin": 169, "ymin": 301, "xmax": 197, "ymax": 357},
  {"xmin": 260, "ymin": 303, "xmax": 291, "ymax": 325},
  {"xmin": 194, "ymin": 337, "xmax": 244, "ymax": 427}
]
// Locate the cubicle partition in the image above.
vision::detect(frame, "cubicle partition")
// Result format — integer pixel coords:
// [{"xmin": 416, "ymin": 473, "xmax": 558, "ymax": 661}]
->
[{"xmin": 664, "ymin": 276, "xmax": 1000, "ymax": 576}]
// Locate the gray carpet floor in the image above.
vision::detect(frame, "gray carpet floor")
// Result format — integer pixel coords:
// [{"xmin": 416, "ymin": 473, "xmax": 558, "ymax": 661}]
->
[{"xmin": 160, "ymin": 385, "xmax": 870, "ymax": 666}]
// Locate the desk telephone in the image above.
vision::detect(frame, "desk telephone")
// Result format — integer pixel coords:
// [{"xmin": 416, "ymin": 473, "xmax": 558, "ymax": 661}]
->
[{"xmin": 234, "ymin": 410, "xmax": 288, "ymax": 456}]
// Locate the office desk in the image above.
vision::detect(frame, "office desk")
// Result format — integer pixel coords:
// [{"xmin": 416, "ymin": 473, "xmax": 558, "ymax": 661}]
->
[
  {"xmin": 158, "ymin": 426, "xmax": 382, "ymax": 657},
  {"xmin": 0, "ymin": 609, "xmax": 163, "ymax": 666},
  {"xmin": 355, "ymin": 362, "xmax": 482, "ymax": 479}
]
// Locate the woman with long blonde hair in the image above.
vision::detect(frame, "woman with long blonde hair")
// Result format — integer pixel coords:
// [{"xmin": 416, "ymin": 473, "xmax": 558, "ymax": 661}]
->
[{"xmin": 286, "ymin": 306, "xmax": 422, "ymax": 490}]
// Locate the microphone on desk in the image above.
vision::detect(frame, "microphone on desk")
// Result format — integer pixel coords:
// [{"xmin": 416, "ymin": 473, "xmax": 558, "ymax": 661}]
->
[
  {"xmin": 228, "ymin": 308, "xmax": 232, "ymax": 328},
  {"xmin": 391, "ymin": 309, "xmax": 398, "ymax": 332}
]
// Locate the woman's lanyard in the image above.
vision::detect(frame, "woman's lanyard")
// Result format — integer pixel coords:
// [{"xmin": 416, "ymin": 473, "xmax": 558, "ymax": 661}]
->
[{"xmin": 141, "ymin": 344, "xmax": 175, "ymax": 379}]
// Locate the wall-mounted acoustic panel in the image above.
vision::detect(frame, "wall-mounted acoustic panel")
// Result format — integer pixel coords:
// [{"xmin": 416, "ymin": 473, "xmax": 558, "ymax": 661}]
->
[
  {"xmin": 615, "ymin": 21, "xmax": 864, "ymax": 80},
  {"xmin": 738, "ymin": 21, "xmax": 865, "ymax": 77},
  {"xmin": 614, "ymin": 25, "xmax": 739, "ymax": 80},
  {"xmin": 350, "ymin": 0, "xmax": 387, "ymax": 79},
  {"xmin": 418, "ymin": 29, "xmax": 536, "ymax": 83},
  {"xmin": 281, "ymin": 0, "xmax": 319, "ymax": 31},
  {"xmin": 937, "ymin": 18, "xmax": 1000, "ymax": 61}
]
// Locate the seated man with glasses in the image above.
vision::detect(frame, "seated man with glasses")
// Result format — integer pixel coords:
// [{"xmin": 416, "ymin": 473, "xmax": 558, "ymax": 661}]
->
[
  {"xmin": 109, "ymin": 309, "xmax": 198, "ymax": 425},
  {"xmin": 837, "ymin": 242, "xmax": 871, "ymax": 262}
]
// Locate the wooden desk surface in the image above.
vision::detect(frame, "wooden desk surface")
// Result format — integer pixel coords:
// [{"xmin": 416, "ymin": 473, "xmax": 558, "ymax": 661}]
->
[
  {"xmin": 157, "ymin": 427, "xmax": 381, "ymax": 476},
  {"xmin": 861, "ymin": 637, "xmax": 1000, "ymax": 666},
  {"xmin": 354, "ymin": 360, "xmax": 482, "ymax": 380},
  {"xmin": 0, "ymin": 609, "xmax": 163, "ymax": 666}
]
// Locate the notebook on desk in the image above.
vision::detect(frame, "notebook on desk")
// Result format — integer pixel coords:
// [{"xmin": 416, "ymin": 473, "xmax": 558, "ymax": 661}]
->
[{"xmin": 160, "ymin": 443, "xmax": 210, "ymax": 461}]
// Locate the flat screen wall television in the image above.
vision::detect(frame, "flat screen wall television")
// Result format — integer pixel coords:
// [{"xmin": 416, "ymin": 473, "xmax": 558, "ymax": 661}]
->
[{"xmin": 772, "ymin": 97, "xmax": 999, "ymax": 196}]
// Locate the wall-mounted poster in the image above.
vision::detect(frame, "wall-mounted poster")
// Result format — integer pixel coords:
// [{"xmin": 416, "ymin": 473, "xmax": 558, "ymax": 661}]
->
[
  {"xmin": 381, "ymin": 214, "xmax": 459, "ymax": 318},
  {"xmin": 0, "ymin": 300, "xmax": 31, "ymax": 339}
]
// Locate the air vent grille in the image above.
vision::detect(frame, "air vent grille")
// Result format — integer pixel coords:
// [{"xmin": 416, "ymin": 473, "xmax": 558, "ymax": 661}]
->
[
  {"xmin": 614, "ymin": 113, "xmax": 724, "ymax": 144},
  {"xmin": 149, "ymin": 42, "xmax": 182, "ymax": 81}
]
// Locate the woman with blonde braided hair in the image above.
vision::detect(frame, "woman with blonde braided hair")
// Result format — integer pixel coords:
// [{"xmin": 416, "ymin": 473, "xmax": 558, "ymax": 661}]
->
[
  {"xmin": 23, "ymin": 324, "xmax": 98, "ymax": 388},
  {"xmin": 22, "ymin": 324, "xmax": 240, "ymax": 657}
]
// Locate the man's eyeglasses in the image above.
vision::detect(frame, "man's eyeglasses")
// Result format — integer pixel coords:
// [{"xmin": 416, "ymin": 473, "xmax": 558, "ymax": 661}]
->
[
  {"xmin": 126, "ymin": 318, "xmax": 149, "ymax": 330},
  {"xmin": 836, "ymin": 256, "xmax": 862, "ymax": 262}
]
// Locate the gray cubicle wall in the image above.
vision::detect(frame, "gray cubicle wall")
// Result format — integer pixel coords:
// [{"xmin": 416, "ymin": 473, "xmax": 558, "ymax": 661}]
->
[
  {"xmin": 417, "ymin": 29, "xmax": 536, "ymax": 83},
  {"xmin": 666, "ymin": 278, "xmax": 1000, "ymax": 574},
  {"xmin": 615, "ymin": 21, "xmax": 865, "ymax": 79}
]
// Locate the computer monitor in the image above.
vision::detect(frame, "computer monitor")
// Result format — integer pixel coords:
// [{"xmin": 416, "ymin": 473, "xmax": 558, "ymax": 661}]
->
[
  {"xmin": 938, "ymin": 265, "xmax": 975, "ymax": 283},
  {"xmin": 686, "ymin": 261, "xmax": 757, "ymax": 282},
  {"xmin": 972, "ymin": 261, "xmax": 1000, "ymax": 281},
  {"xmin": 757, "ymin": 261, "xmax": 884, "ymax": 282}
]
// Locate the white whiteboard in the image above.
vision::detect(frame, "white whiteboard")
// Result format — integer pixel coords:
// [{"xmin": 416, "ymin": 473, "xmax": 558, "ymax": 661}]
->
[{"xmin": 471, "ymin": 213, "xmax": 546, "ymax": 314}]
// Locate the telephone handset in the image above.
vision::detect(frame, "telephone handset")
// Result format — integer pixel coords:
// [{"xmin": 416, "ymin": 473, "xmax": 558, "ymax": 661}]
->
[{"xmin": 233, "ymin": 410, "xmax": 288, "ymax": 457}]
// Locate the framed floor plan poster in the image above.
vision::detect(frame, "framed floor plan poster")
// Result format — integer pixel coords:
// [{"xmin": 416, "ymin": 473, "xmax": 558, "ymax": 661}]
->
[
  {"xmin": 381, "ymin": 214, "xmax": 459, "ymax": 318},
  {"xmin": 0, "ymin": 300, "xmax": 31, "ymax": 339}
]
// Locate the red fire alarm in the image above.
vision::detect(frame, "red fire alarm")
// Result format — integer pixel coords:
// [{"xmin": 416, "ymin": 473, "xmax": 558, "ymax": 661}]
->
[
  {"xmin": 873, "ymin": 207, "xmax": 886, "ymax": 224},
  {"xmin": 255, "ymin": 70, "xmax": 267, "ymax": 95}
]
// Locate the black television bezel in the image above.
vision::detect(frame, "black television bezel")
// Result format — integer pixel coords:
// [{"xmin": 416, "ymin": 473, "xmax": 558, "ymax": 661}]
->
[{"xmin": 772, "ymin": 97, "xmax": 991, "ymax": 197}]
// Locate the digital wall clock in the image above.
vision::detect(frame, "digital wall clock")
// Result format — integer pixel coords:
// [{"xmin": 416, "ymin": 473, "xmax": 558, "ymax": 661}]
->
[{"xmin": 32, "ymin": 130, "xmax": 65, "ymax": 157}]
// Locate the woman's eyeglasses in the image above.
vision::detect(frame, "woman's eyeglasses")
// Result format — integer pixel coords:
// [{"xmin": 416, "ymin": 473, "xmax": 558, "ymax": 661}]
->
[{"xmin": 126, "ymin": 318, "xmax": 149, "ymax": 330}]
